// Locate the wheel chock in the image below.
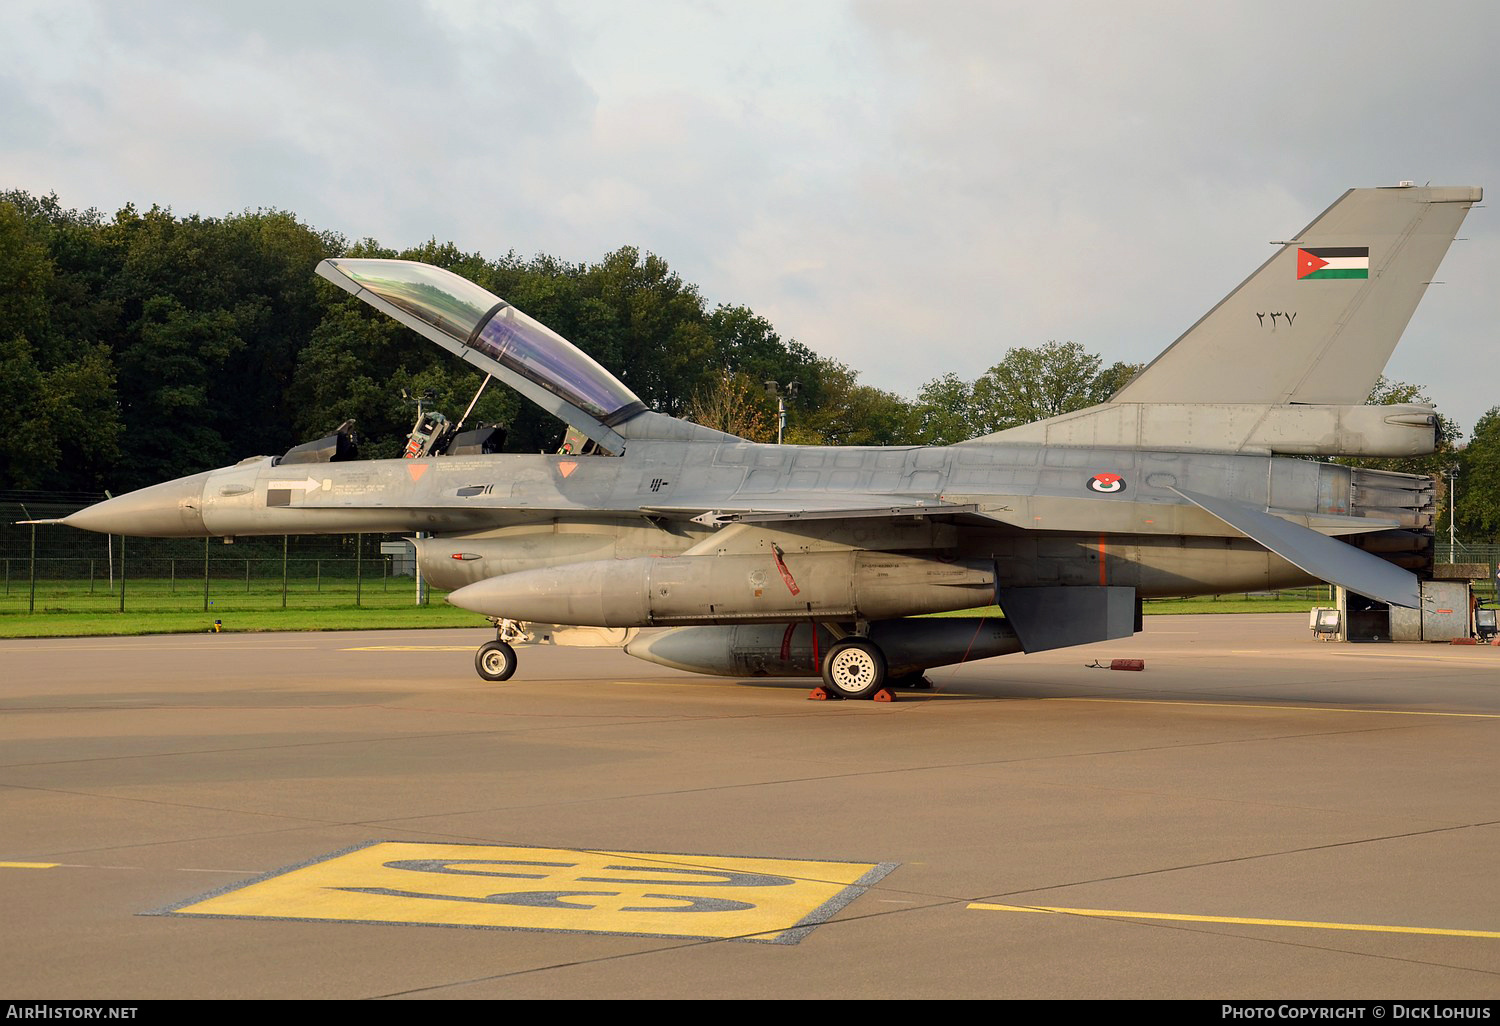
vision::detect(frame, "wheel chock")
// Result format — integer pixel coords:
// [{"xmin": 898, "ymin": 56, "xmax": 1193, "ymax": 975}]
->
[
  {"xmin": 1450, "ymin": 638, "xmax": 1478, "ymax": 646},
  {"xmin": 873, "ymin": 688, "xmax": 896, "ymax": 703},
  {"xmin": 810, "ymin": 686, "xmax": 835, "ymax": 700}
]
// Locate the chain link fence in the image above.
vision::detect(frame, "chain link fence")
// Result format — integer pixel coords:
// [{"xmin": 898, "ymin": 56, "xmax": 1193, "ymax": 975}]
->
[
  {"xmin": 1433, "ymin": 542, "xmax": 1500, "ymax": 602},
  {"xmin": 1, "ymin": 493, "xmax": 428, "ymax": 615},
  {"xmin": 1435, "ymin": 541, "xmax": 1500, "ymax": 569}
]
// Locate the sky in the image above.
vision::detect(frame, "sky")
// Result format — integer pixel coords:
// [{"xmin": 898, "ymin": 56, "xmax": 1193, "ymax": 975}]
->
[{"xmin": 3, "ymin": 0, "xmax": 1497, "ymax": 436}]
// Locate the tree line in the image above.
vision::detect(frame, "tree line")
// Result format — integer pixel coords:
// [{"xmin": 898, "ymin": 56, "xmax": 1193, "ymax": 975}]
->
[{"xmin": 2, "ymin": 190, "xmax": 1496, "ymax": 540}]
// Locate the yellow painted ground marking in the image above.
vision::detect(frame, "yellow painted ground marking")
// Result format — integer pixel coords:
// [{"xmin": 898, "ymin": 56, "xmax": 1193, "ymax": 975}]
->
[
  {"xmin": 968, "ymin": 902, "xmax": 1500, "ymax": 939},
  {"xmin": 165, "ymin": 842, "xmax": 888, "ymax": 944},
  {"xmin": 1054, "ymin": 697, "xmax": 1500, "ymax": 719},
  {"xmin": 343, "ymin": 645, "xmax": 477, "ymax": 652},
  {"xmin": 0, "ymin": 862, "xmax": 58, "ymax": 869}
]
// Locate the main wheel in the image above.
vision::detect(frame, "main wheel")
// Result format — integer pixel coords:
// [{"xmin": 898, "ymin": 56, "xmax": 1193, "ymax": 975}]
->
[
  {"xmin": 475, "ymin": 639, "xmax": 518, "ymax": 682},
  {"xmin": 821, "ymin": 639, "xmax": 887, "ymax": 699}
]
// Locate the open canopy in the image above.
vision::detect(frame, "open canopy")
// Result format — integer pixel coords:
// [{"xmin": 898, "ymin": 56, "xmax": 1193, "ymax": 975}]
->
[{"xmin": 317, "ymin": 259, "xmax": 646, "ymax": 451}]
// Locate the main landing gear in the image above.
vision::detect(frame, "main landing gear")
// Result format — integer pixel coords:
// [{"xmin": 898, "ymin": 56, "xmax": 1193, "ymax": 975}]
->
[
  {"xmin": 474, "ymin": 618, "xmax": 528, "ymax": 682},
  {"xmin": 820, "ymin": 638, "xmax": 888, "ymax": 699},
  {"xmin": 813, "ymin": 626, "xmax": 919, "ymax": 701}
]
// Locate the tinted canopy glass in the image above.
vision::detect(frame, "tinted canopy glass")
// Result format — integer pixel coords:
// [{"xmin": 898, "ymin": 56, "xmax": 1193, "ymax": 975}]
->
[{"xmin": 321, "ymin": 259, "xmax": 643, "ymax": 424}]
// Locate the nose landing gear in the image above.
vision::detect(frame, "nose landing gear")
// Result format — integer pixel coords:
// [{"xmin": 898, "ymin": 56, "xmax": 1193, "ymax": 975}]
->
[
  {"xmin": 475, "ymin": 639, "xmax": 517, "ymax": 681},
  {"xmin": 474, "ymin": 618, "xmax": 529, "ymax": 682}
]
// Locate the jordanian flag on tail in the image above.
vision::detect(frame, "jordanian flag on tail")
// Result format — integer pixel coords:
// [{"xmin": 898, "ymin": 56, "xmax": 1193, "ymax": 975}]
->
[{"xmin": 1297, "ymin": 247, "xmax": 1369, "ymax": 280}]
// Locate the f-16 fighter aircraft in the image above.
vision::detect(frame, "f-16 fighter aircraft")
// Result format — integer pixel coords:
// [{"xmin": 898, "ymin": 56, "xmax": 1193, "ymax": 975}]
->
[{"xmin": 50, "ymin": 185, "xmax": 1482, "ymax": 698}]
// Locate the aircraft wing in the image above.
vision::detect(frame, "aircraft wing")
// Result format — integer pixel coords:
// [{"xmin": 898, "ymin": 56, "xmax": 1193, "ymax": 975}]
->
[{"xmin": 1173, "ymin": 487, "xmax": 1420, "ymax": 608}]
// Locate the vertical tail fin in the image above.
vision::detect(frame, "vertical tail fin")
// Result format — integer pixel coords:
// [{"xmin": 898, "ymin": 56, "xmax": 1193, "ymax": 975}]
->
[{"xmin": 1113, "ymin": 184, "xmax": 1481, "ymax": 406}]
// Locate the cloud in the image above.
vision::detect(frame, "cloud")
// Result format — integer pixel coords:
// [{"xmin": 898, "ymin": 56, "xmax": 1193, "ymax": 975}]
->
[{"xmin": 1, "ymin": 0, "xmax": 1495, "ymax": 431}]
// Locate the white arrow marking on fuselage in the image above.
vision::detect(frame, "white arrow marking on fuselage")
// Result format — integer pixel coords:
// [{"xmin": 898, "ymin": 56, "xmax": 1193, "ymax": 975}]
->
[{"xmin": 269, "ymin": 477, "xmax": 323, "ymax": 493}]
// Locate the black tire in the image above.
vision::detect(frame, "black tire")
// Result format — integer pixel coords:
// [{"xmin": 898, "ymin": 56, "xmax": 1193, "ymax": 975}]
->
[
  {"xmin": 475, "ymin": 639, "xmax": 518, "ymax": 682},
  {"xmin": 821, "ymin": 639, "xmax": 887, "ymax": 699}
]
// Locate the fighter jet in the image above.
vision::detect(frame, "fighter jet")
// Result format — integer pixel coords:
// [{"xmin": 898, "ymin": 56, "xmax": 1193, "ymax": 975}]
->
[{"xmin": 50, "ymin": 185, "xmax": 1481, "ymax": 698}]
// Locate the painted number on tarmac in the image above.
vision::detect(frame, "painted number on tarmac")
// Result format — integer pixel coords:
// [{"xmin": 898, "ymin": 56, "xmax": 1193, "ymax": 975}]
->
[{"xmin": 157, "ymin": 842, "xmax": 896, "ymax": 944}]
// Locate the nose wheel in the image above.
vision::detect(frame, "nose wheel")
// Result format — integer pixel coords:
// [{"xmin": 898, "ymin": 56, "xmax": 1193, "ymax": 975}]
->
[
  {"xmin": 820, "ymin": 638, "xmax": 888, "ymax": 699},
  {"xmin": 475, "ymin": 639, "xmax": 518, "ymax": 682}
]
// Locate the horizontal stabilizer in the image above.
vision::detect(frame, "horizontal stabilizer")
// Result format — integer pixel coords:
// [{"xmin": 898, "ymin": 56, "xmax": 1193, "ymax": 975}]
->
[
  {"xmin": 997, "ymin": 586, "xmax": 1138, "ymax": 654},
  {"xmin": 1173, "ymin": 488, "xmax": 1419, "ymax": 608}
]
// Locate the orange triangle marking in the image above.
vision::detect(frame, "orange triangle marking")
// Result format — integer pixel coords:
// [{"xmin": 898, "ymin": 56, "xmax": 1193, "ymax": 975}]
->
[
  {"xmin": 558, "ymin": 461, "xmax": 578, "ymax": 478},
  {"xmin": 407, "ymin": 463, "xmax": 428, "ymax": 481}
]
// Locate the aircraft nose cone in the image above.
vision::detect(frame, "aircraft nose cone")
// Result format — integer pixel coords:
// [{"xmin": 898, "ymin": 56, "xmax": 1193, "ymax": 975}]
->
[{"xmin": 63, "ymin": 473, "xmax": 211, "ymax": 537}]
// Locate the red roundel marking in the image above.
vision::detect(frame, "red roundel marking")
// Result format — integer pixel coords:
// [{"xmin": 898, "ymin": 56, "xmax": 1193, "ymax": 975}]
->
[{"xmin": 1087, "ymin": 472, "xmax": 1126, "ymax": 493}]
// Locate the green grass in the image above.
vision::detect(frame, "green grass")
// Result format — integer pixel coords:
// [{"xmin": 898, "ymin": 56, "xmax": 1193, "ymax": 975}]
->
[{"xmin": 0, "ymin": 577, "xmax": 483, "ymax": 637}]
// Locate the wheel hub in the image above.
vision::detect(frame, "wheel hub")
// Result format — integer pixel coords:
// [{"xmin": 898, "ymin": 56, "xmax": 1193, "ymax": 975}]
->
[{"xmin": 829, "ymin": 649, "xmax": 876, "ymax": 692}]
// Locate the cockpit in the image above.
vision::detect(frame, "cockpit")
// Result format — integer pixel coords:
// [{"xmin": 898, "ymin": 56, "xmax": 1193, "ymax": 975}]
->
[{"xmin": 316, "ymin": 259, "xmax": 647, "ymax": 453}]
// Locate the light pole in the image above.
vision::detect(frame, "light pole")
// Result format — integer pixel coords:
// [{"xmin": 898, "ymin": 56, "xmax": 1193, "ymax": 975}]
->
[
  {"xmin": 1447, "ymin": 465, "xmax": 1459, "ymax": 557},
  {"xmin": 763, "ymin": 380, "xmax": 800, "ymax": 444}
]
